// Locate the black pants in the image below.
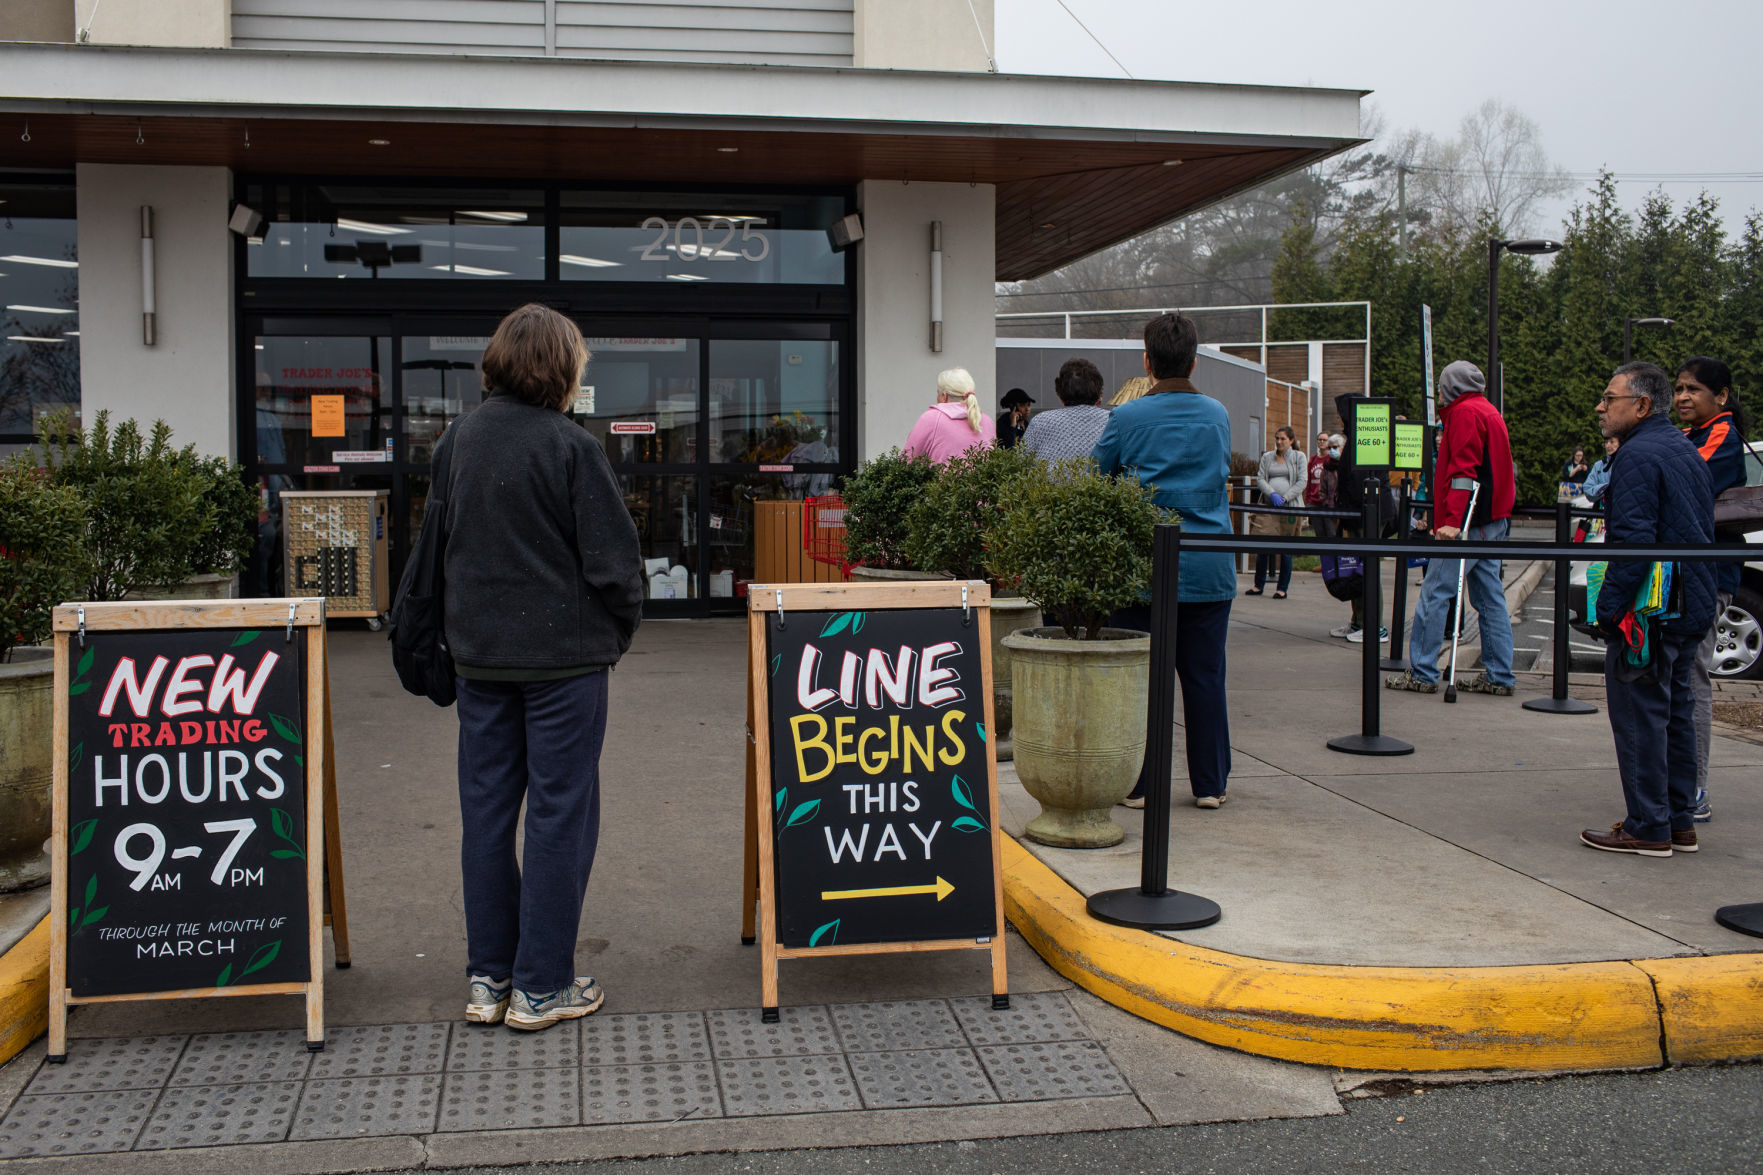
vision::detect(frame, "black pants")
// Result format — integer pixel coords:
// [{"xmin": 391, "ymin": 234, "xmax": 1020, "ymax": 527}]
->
[
  {"xmin": 1604, "ymin": 633, "xmax": 1699, "ymax": 842},
  {"xmin": 1111, "ymin": 598, "xmax": 1232, "ymax": 800}
]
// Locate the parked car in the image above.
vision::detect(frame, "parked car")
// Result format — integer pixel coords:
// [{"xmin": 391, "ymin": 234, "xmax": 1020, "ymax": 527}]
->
[{"xmin": 1567, "ymin": 440, "xmax": 1763, "ymax": 679}]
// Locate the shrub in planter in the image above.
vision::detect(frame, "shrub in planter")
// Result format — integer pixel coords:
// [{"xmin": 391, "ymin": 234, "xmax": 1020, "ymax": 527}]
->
[
  {"xmin": 840, "ymin": 448, "xmax": 938, "ymax": 571},
  {"xmin": 0, "ymin": 460, "xmax": 86, "ymax": 655},
  {"xmin": 177, "ymin": 452, "xmax": 259, "ymax": 582},
  {"xmin": 36, "ymin": 410, "xmax": 245, "ymax": 600},
  {"xmin": 986, "ymin": 458, "xmax": 1162, "ymax": 639},
  {"xmin": 988, "ymin": 459, "xmax": 1165, "ymax": 848},
  {"xmin": 902, "ymin": 442, "xmax": 1036, "ymax": 584}
]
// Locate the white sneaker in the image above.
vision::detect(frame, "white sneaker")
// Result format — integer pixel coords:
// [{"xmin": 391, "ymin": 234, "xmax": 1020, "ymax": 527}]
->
[
  {"xmin": 1346, "ymin": 626, "xmax": 1388, "ymax": 644},
  {"xmin": 1195, "ymin": 794, "xmax": 1228, "ymax": 809},
  {"xmin": 505, "ymin": 977, "xmax": 604, "ymax": 1031},
  {"xmin": 1330, "ymin": 622, "xmax": 1359, "ymax": 639}
]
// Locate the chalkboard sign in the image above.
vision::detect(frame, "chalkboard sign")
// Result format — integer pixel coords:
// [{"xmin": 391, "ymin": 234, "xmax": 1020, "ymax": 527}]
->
[
  {"xmin": 63, "ymin": 628, "xmax": 309, "ymax": 996},
  {"xmin": 49, "ymin": 600, "xmax": 349, "ymax": 1061},
  {"xmin": 742, "ymin": 582, "xmax": 1007, "ymax": 1019}
]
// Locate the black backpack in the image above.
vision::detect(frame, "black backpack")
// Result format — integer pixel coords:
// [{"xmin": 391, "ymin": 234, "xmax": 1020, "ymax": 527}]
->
[{"xmin": 387, "ymin": 431, "xmax": 456, "ymax": 706}]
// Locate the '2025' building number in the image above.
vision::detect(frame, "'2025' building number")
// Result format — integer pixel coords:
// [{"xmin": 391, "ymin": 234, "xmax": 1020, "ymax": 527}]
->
[{"xmin": 638, "ymin": 217, "xmax": 771, "ymax": 263}]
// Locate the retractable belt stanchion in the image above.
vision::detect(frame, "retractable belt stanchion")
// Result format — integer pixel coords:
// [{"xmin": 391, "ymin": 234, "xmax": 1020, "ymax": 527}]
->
[
  {"xmin": 1327, "ymin": 482, "xmax": 1415, "ymax": 756},
  {"xmin": 1523, "ymin": 500, "xmax": 1598, "ymax": 715},
  {"xmin": 1381, "ymin": 482, "xmax": 1411, "ymax": 672},
  {"xmin": 1087, "ymin": 523, "xmax": 1222, "ymax": 931}
]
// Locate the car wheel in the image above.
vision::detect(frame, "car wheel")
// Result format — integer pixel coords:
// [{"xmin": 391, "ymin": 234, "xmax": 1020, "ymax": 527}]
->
[{"xmin": 1711, "ymin": 586, "xmax": 1763, "ymax": 680}]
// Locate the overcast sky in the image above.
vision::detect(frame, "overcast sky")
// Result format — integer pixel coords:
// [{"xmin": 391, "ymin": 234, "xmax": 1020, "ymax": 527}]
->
[{"xmin": 996, "ymin": 0, "xmax": 1763, "ymax": 236}]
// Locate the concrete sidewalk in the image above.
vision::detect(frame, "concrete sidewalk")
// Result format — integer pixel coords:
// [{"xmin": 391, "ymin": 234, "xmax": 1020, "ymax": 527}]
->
[{"xmin": 1, "ymin": 569, "xmax": 1759, "ymax": 1167}]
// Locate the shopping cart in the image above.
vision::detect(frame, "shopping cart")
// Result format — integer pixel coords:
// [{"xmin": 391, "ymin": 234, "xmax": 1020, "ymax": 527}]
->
[{"xmin": 802, "ymin": 495, "xmax": 851, "ymax": 578}]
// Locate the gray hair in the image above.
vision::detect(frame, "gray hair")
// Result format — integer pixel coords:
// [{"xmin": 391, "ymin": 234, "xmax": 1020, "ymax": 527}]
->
[
  {"xmin": 1614, "ymin": 361, "xmax": 1671, "ymax": 413},
  {"xmin": 1328, "ymin": 433, "xmax": 1345, "ymax": 448}
]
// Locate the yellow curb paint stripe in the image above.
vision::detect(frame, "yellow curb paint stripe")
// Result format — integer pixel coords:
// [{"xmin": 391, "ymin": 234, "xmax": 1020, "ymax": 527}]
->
[
  {"xmin": 1633, "ymin": 955, "xmax": 1763, "ymax": 1066},
  {"xmin": 0, "ymin": 915, "xmax": 49, "ymax": 1068},
  {"xmin": 1001, "ymin": 837, "xmax": 1665, "ymax": 1072}
]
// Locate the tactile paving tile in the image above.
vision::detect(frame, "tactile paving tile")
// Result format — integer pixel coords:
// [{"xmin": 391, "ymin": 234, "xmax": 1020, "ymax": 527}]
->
[
  {"xmin": 0, "ymin": 1090, "xmax": 157, "ymax": 1158},
  {"xmin": 581, "ymin": 1011, "xmax": 712, "ymax": 1066},
  {"xmin": 847, "ymin": 1048, "xmax": 999, "ymax": 1109},
  {"xmin": 26, "ymin": 1035, "xmax": 188, "ymax": 1093},
  {"xmin": 580, "ymin": 1062, "xmax": 724, "ymax": 1124},
  {"xmin": 950, "ymin": 991, "xmax": 1089, "ymax": 1046},
  {"xmin": 134, "ymin": 1082, "xmax": 301, "ymax": 1150},
  {"xmin": 706, "ymin": 1006, "xmax": 840, "ymax": 1058},
  {"xmin": 446, "ymin": 1019, "xmax": 578, "ymax": 1071},
  {"xmin": 437, "ymin": 1065, "xmax": 579, "ymax": 1132},
  {"xmin": 290, "ymin": 1075, "xmax": 441, "ymax": 1140},
  {"xmin": 831, "ymin": 999, "xmax": 965, "ymax": 1053},
  {"xmin": 169, "ymin": 1030, "xmax": 314, "ymax": 1086},
  {"xmin": 975, "ymin": 1041, "xmax": 1130, "ymax": 1101},
  {"xmin": 309, "ymin": 1022, "xmax": 451, "ymax": 1078},
  {"xmin": 717, "ymin": 1055, "xmax": 861, "ymax": 1117}
]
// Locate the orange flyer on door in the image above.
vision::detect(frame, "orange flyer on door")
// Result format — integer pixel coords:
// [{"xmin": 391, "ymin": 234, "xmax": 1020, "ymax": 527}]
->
[{"xmin": 311, "ymin": 395, "xmax": 346, "ymax": 437}]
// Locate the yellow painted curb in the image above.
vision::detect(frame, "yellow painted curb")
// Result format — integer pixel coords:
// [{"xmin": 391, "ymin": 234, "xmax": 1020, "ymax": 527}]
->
[
  {"xmin": 0, "ymin": 915, "xmax": 48, "ymax": 1068},
  {"xmin": 1634, "ymin": 955, "xmax": 1763, "ymax": 1066},
  {"xmin": 1001, "ymin": 837, "xmax": 1666, "ymax": 1072}
]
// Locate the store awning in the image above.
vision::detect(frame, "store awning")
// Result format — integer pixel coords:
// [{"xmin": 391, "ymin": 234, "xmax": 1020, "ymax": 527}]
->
[{"xmin": 0, "ymin": 42, "xmax": 1366, "ymax": 281}]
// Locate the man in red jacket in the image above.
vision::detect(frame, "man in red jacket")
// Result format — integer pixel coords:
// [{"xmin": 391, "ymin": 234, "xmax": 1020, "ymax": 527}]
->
[{"xmin": 1386, "ymin": 361, "xmax": 1517, "ymax": 695}]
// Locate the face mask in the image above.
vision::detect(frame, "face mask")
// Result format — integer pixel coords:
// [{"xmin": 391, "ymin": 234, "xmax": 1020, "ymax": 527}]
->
[{"xmin": 1329, "ymin": 447, "xmax": 1341, "ymax": 457}]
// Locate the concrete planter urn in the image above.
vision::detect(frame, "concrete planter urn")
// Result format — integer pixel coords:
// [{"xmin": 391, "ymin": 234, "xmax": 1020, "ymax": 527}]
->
[
  {"xmin": 0, "ymin": 648, "xmax": 55, "ymax": 891},
  {"xmin": 987, "ymin": 596, "xmax": 1042, "ymax": 763},
  {"xmin": 846, "ymin": 566, "xmax": 950, "ymax": 582},
  {"xmin": 1002, "ymin": 626, "xmax": 1149, "ymax": 848}
]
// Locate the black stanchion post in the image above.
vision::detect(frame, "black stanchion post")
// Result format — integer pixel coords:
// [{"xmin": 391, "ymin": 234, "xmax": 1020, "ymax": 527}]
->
[
  {"xmin": 1381, "ymin": 482, "xmax": 1411, "ymax": 672},
  {"xmin": 1523, "ymin": 500, "xmax": 1598, "ymax": 715},
  {"xmin": 1088, "ymin": 523, "xmax": 1222, "ymax": 930},
  {"xmin": 1328, "ymin": 481, "xmax": 1415, "ymax": 756}
]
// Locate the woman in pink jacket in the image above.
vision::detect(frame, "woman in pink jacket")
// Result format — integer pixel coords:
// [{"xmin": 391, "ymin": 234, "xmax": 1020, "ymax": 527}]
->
[{"xmin": 902, "ymin": 367, "xmax": 995, "ymax": 465}]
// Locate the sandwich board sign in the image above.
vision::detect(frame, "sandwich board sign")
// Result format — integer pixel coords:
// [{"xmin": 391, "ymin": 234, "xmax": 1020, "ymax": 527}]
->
[
  {"xmin": 742, "ymin": 581, "xmax": 1007, "ymax": 1019},
  {"xmin": 48, "ymin": 599, "xmax": 351, "ymax": 1060}
]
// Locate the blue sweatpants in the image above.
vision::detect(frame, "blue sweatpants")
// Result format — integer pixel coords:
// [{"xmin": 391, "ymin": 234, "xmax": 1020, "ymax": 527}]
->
[
  {"xmin": 1604, "ymin": 633, "xmax": 1699, "ymax": 843},
  {"xmin": 456, "ymin": 672, "xmax": 607, "ymax": 993},
  {"xmin": 1112, "ymin": 599, "xmax": 1233, "ymax": 800}
]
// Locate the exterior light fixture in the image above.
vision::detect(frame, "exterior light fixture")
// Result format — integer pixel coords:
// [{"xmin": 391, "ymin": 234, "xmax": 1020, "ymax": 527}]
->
[
  {"xmin": 929, "ymin": 221, "xmax": 944, "ymax": 353},
  {"xmin": 368, "ymin": 138, "xmax": 391, "ymax": 146},
  {"xmin": 141, "ymin": 206, "xmax": 156, "ymax": 346},
  {"xmin": 1486, "ymin": 237, "xmax": 1564, "ymax": 413},
  {"xmin": 717, "ymin": 146, "xmax": 739, "ymax": 153},
  {"xmin": 1622, "ymin": 316, "xmax": 1675, "ymax": 362}
]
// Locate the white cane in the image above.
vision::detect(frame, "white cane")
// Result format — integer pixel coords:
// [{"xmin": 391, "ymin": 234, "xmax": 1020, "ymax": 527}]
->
[{"xmin": 1442, "ymin": 477, "xmax": 1482, "ymax": 704}]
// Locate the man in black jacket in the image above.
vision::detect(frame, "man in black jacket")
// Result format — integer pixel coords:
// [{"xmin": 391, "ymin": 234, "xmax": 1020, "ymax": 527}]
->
[{"xmin": 1581, "ymin": 363, "xmax": 1716, "ymax": 858}]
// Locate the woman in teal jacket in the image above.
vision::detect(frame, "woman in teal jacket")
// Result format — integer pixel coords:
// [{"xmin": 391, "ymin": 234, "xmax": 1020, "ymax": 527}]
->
[{"xmin": 1092, "ymin": 313, "xmax": 1234, "ymax": 809}]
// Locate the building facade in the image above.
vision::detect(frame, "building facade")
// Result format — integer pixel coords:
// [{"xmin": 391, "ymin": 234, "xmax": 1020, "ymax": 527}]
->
[{"xmin": 1, "ymin": 0, "xmax": 1363, "ymax": 613}]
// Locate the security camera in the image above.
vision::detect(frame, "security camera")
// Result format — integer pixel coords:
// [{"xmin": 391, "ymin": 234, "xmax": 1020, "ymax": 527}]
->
[{"xmin": 228, "ymin": 204, "xmax": 266, "ymax": 238}]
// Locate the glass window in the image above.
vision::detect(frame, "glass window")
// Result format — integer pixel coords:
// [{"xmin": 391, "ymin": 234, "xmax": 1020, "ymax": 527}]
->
[
  {"xmin": 243, "ymin": 184, "xmax": 544, "ymax": 280},
  {"xmin": 621, "ymin": 474, "xmax": 699, "ymax": 600},
  {"xmin": 402, "ymin": 335, "xmax": 489, "ymax": 465},
  {"xmin": 254, "ymin": 335, "xmax": 393, "ymax": 467},
  {"xmin": 0, "ymin": 181, "xmax": 79, "ymax": 438},
  {"xmin": 709, "ymin": 339, "xmax": 838, "ymax": 479},
  {"xmin": 560, "ymin": 192, "xmax": 845, "ymax": 286},
  {"xmin": 575, "ymin": 337, "xmax": 701, "ymax": 464}
]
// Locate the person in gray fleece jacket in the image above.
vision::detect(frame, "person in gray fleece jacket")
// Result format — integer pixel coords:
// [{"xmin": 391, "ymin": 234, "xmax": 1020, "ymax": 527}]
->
[
  {"xmin": 1247, "ymin": 426, "xmax": 1306, "ymax": 597},
  {"xmin": 434, "ymin": 304, "xmax": 643, "ymax": 1031}
]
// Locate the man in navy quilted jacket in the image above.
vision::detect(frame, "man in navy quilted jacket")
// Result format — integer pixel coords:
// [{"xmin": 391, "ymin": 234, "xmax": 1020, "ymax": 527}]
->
[{"xmin": 1582, "ymin": 362, "xmax": 1717, "ymax": 858}]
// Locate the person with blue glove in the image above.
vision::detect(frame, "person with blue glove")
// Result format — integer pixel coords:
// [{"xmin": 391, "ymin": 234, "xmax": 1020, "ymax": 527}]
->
[{"xmin": 1246, "ymin": 426, "xmax": 1306, "ymax": 598}]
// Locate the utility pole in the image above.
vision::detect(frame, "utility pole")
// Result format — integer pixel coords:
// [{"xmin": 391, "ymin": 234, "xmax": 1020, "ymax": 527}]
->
[{"xmin": 1397, "ymin": 165, "xmax": 1408, "ymax": 259}]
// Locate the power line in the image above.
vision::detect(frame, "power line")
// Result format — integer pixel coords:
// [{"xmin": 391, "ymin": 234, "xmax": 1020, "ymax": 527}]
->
[{"xmin": 1052, "ymin": 0, "xmax": 1133, "ymax": 80}]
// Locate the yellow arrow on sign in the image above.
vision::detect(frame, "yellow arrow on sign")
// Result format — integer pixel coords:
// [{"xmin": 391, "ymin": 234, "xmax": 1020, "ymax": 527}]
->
[{"xmin": 821, "ymin": 876, "xmax": 955, "ymax": 903}]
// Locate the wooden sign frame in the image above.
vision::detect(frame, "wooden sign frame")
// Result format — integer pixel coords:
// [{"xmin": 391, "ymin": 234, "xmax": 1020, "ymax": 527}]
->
[
  {"xmin": 741, "ymin": 581, "xmax": 1008, "ymax": 1022},
  {"xmin": 46, "ymin": 599, "xmax": 351, "ymax": 1061}
]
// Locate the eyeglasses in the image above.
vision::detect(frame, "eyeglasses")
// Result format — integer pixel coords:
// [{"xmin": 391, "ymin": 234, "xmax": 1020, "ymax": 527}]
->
[{"xmin": 1597, "ymin": 393, "xmax": 1642, "ymax": 407}]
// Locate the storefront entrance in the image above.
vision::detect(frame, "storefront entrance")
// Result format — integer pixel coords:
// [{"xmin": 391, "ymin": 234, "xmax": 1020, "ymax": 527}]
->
[
  {"xmin": 247, "ymin": 314, "xmax": 848, "ymax": 616},
  {"xmin": 236, "ymin": 179, "xmax": 855, "ymax": 616}
]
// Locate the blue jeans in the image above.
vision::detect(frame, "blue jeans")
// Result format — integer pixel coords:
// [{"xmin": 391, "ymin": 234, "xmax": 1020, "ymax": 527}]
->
[
  {"xmin": 1605, "ymin": 633, "xmax": 1700, "ymax": 842},
  {"xmin": 1405, "ymin": 519, "xmax": 1515, "ymax": 687},
  {"xmin": 1111, "ymin": 599, "xmax": 1232, "ymax": 799},
  {"xmin": 1254, "ymin": 553, "xmax": 1292, "ymax": 592},
  {"xmin": 456, "ymin": 672, "xmax": 607, "ymax": 993}
]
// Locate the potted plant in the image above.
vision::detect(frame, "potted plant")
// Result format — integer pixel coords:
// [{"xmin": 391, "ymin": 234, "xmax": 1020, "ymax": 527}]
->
[
  {"xmin": 840, "ymin": 448, "xmax": 943, "ymax": 581},
  {"xmin": 0, "ymin": 458, "xmax": 86, "ymax": 890},
  {"xmin": 902, "ymin": 444, "xmax": 1041, "ymax": 760},
  {"xmin": 988, "ymin": 459, "xmax": 1161, "ymax": 848},
  {"xmin": 37, "ymin": 410, "xmax": 254, "ymax": 601}
]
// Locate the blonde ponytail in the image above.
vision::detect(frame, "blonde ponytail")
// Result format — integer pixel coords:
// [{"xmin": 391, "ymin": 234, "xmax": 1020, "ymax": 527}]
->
[{"xmin": 936, "ymin": 367, "xmax": 981, "ymax": 434}]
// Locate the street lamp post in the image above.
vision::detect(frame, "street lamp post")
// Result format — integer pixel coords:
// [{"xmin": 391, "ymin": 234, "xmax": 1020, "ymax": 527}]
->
[
  {"xmin": 1623, "ymin": 316, "xmax": 1675, "ymax": 363},
  {"xmin": 1487, "ymin": 237, "xmax": 1563, "ymax": 414}
]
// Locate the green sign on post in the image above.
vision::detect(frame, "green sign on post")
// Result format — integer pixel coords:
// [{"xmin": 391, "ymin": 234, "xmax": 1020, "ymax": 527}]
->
[
  {"xmin": 1354, "ymin": 401, "xmax": 1393, "ymax": 468},
  {"xmin": 1393, "ymin": 422, "xmax": 1426, "ymax": 471}
]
